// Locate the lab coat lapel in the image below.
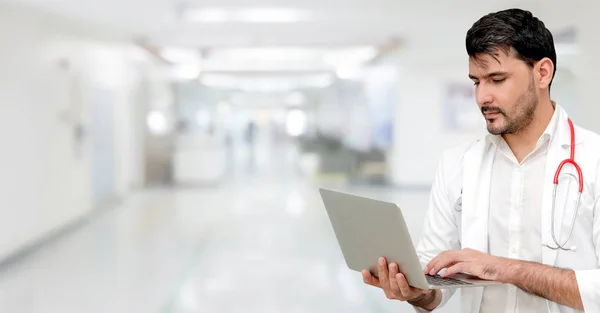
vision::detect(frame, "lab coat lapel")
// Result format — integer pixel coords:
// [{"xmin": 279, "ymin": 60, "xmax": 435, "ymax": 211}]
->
[
  {"xmin": 461, "ymin": 139, "xmax": 493, "ymax": 252},
  {"xmin": 541, "ymin": 106, "xmax": 578, "ymax": 266},
  {"xmin": 461, "ymin": 139, "xmax": 494, "ymax": 313}
]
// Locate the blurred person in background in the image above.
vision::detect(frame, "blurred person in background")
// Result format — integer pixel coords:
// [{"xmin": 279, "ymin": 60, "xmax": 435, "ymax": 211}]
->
[
  {"xmin": 244, "ymin": 119, "xmax": 258, "ymax": 171},
  {"xmin": 362, "ymin": 8, "xmax": 600, "ymax": 313}
]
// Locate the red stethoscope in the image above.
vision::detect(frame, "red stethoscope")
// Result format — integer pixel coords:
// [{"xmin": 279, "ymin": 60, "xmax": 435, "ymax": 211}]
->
[
  {"xmin": 454, "ymin": 118, "xmax": 583, "ymax": 252},
  {"xmin": 546, "ymin": 118, "xmax": 583, "ymax": 252}
]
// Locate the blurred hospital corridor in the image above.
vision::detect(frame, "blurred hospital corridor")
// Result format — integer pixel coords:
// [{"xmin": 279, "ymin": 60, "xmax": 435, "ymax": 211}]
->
[
  {"xmin": 0, "ymin": 140, "xmax": 435, "ymax": 312},
  {"xmin": 2, "ymin": 0, "xmax": 600, "ymax": 312}
]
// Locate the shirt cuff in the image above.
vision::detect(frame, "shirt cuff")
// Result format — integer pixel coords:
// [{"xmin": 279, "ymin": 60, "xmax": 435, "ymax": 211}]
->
[{"xmin": 411, "ymin": 289, "xmax": 452, "ymax": 312}]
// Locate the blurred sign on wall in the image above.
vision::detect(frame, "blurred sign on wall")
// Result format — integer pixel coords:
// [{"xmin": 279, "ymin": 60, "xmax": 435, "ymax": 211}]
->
[{"xmin": 443, "ymin": 82, "xmax": 484, "ymax": 131}]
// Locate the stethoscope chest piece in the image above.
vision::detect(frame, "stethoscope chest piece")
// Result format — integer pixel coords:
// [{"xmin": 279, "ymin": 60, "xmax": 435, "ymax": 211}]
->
[{"xmin": 454, "ymin": 195, "xmax": 462, "ymax": 212}]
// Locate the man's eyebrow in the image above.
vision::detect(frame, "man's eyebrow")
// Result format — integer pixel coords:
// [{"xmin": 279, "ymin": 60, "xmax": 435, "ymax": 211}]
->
[{"xmin": 469, "ymin": 71, "xmax": 508, "ymax": 80}]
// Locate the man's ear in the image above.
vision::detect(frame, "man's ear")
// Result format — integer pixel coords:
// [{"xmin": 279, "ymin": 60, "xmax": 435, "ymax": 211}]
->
[{"xmin": 536, "ymin": 57, "xmax": 555, "ymax": 89}]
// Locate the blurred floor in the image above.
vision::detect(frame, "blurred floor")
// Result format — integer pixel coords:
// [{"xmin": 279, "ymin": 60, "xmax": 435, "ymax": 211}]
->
[{"xmin": 0, "ymin": 143, "xmax": 446, "ymax": 313}]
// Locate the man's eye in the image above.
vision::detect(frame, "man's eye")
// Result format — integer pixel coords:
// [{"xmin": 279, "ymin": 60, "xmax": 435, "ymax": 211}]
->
[
  {"xmin": 473, "ymin": 82, "xmax": 480, "ymax": 86},
  {"xmin": 492, "ymin": 78, "xmax": 506, "ymax": 84}
]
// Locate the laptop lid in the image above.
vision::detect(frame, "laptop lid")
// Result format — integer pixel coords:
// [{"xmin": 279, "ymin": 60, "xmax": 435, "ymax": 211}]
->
[{"xmin": 318, "ymin": 188, "xmax": 430, "ymax": 290}]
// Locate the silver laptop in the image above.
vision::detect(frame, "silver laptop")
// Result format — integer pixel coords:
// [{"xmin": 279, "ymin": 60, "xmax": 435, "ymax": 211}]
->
[{"xmin": 319, "ymin": 188, "xmax": 501, "ymax": 289}]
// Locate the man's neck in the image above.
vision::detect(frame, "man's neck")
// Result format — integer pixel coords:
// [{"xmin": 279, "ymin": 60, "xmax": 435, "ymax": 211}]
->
[{"xmin": 503, "ymin": 100, "xmax": 555, "ymax": 163}]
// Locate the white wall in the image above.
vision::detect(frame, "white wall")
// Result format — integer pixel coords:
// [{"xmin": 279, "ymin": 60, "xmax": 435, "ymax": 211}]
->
[
  {"xmin": 0, "ymin": 3, "xmax": 165, "ymax": 260},
  {"xmin": 518, "ymin": 0, "xmax": 599, "ymax": 131},
  {"xmin": 573, "ymin": 2, "xmax": 600, "ymax": 133},
  {"xmin": 388, "ymin": 55, "xmax": 486, "ymax": 187}
]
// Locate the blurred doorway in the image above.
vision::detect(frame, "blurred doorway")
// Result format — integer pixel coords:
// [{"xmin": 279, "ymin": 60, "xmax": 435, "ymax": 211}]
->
[{"xmin": 89, "ymin": 87, "xmax": 116, "ymax": 205}]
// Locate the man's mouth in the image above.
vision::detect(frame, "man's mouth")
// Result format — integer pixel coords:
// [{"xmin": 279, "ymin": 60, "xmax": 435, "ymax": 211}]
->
[{"xmin": 484, "ymin": 112, "xmax": 501, "ymax": 119}]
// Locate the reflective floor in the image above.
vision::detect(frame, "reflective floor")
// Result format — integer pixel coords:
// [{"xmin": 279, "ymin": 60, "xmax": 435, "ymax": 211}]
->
[{"xmin": 0, "ymin": 145, "xmax": 460, "ymax": 312}]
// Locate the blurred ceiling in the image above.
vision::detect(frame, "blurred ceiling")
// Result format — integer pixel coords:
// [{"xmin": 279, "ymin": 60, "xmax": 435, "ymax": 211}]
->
[
  {"xmin": 9, "ymin": 0, "xmax": 563, "ymax": 49},
  {"xmin": 6, "ymin": 0, "xmax": 577, "ymax": 89}
]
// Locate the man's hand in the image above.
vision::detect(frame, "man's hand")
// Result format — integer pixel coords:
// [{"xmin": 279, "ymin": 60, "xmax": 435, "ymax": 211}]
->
[
  {"xmin": 424, "ymin": 249, "xmax": 584, "ymax": 311},
  {"xmin": 424, "ymin": 248, "xmax": 513, "ymax": 282},
  {"xmin": 362, "ymin": 257, "xmax": 440, "ymax": 310}
]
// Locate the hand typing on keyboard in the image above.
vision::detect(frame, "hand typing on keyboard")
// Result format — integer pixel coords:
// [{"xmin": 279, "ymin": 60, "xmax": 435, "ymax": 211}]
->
[{"xmin": 424, "ymin": 248, "xmax": 510, "ymax": 282}]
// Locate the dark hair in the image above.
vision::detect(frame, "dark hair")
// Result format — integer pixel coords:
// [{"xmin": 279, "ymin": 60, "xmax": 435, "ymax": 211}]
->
[{"xmin": 466, "ymin": 8, "xmax": 557, "ymax": 86}]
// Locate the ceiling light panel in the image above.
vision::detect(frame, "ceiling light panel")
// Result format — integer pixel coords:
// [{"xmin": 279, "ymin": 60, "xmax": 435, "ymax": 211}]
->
[{"xmin": 182, "ymin": 7, "xmax": 313, "ymax": 23}]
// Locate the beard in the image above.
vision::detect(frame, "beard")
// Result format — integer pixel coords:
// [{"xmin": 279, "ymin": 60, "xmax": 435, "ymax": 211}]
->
[{"xmin": 482, "ymin": 78, "xmax": 538, "ymax": 135}]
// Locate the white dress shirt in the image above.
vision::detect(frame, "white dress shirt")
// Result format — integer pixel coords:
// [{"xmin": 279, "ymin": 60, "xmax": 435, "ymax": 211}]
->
[{"xmin": 479, "ymin": 109, "xmax": 559, "ymax": 313}]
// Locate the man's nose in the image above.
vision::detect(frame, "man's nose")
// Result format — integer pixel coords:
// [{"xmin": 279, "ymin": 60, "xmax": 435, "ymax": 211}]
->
[{"xmin": 475, "ymin": 85, "xmax": 493, "ymax": 106}]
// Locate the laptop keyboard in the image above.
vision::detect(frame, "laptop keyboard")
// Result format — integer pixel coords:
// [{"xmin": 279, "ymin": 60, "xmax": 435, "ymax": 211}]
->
[{"xmin": 426, "ymin": 274, "xmax": 473, "ymax": 286}]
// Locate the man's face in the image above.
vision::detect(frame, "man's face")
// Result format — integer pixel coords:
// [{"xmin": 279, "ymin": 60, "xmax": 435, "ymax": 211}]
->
[{"xmin": 469, "ymin": 49, "xmax": 539, "ymax": 135}]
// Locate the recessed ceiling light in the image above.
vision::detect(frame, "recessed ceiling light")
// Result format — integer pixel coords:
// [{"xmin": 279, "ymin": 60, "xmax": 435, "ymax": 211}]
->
[{"xmin": 183, "ymin": 7, "xmax": 312, "ymax": 23}]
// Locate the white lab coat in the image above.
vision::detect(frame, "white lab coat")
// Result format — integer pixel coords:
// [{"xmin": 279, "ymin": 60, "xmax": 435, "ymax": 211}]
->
[{"xmin": 415, "ymin": 105, "xmax": 600, "ymax": 313}]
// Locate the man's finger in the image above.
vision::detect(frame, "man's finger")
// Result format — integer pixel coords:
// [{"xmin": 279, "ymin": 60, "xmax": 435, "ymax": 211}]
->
[
  {"xmin": 362, "ymin": 269, "xmax": 380, "ymax": 287},
  {"xmin": 429, "ymin": 259, "xmax": 460, "ymax": 276},
  {"xmin": 388, "ymin": 263, "xmax": 400, "ymax": 293},
  {"xmin": 426, "ymin": 251, "xmax": 462, "ymax": 276},
  {"xmin": 396, "ymin": 273, "xmax": 412, "ymax": 298},
  {"xmin": 378, "ymin": 257, "xmax": 390, "ymax": 287},
  {"xmin": 441, "ymin": 262, "xmax": 467, "ymax": 278},
  {"xmin": 424, "ymin": 251, "xmax": 449, "ymax": 274}
]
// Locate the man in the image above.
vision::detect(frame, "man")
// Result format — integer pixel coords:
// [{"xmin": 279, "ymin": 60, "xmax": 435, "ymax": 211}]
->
[{"xmin": 361, "ymin": 8, "xmax": 600, "ymax": 313}]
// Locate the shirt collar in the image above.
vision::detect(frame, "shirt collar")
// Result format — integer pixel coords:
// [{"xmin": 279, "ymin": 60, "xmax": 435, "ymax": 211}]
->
[{"xmin": 541, "ymin": 101, "xmax": 560, "ymax": 144}]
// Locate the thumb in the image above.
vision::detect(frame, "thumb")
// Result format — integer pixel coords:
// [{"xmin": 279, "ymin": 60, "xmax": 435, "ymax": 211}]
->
[{"xmin": 362, "ymin": 270, "xmax": 380, "ymax": 286}]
